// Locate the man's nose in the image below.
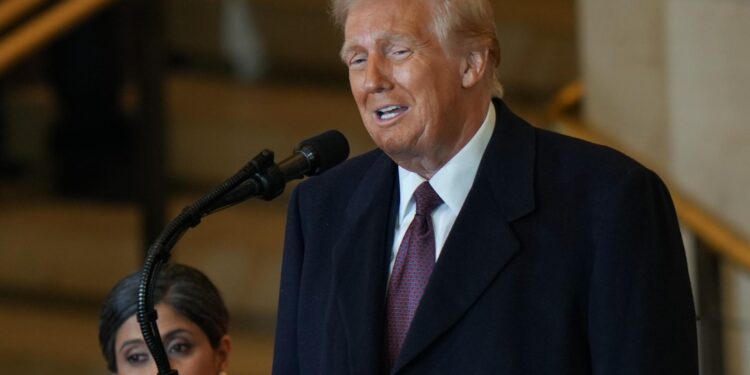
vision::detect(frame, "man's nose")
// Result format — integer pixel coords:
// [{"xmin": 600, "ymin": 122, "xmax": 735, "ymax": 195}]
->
[{"xmin": 363, "ymin": 57, "xmax": 393, "ymax": 93}]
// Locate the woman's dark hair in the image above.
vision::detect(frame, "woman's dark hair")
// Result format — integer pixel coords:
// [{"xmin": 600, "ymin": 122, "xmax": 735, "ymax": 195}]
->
[{"xmin": 98, "ymin": 263, "xmax": 229, "ymax": 373}]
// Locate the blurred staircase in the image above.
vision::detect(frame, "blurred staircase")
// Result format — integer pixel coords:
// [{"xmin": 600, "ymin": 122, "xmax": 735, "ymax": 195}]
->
[{"xmin": 0, "ymin": 0, "xmax": 577, "ymax": 373}]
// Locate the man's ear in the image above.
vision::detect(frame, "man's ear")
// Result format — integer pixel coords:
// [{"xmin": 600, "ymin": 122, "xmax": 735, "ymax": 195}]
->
[{"xmin": 461, "ymin": 49, "xmax": 489, "ymax": 89}]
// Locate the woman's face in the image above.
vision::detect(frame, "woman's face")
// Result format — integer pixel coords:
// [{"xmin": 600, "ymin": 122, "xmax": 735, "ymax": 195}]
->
[{"xmin": 113, "ymin": 303, "xmax": 230, "ymax": 375}]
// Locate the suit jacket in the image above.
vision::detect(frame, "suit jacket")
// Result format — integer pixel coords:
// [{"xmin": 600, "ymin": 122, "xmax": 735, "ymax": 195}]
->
[{"xmin": 273, "ymin": 99, "xmax": 698, "ymax": 374}]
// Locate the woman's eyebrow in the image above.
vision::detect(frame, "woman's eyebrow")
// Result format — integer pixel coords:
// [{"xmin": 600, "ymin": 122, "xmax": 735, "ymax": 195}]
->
[
  {"xmin": 118, "ymin": 338, "xmax": 144, "ymax": 353},
  {"xmin": 118, "ymin": 329, "xmax": 194, "ymax": 353},
  {"xmin": 163, "ymin": 328, "xmax": 193, "ymax": 341}
]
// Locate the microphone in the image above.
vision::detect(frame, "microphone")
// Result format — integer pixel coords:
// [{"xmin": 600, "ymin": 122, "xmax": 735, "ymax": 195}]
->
[
  {"xmin": 138, "ymin": 130, "xmax": 348, "ymax": 375},
  {"xmin": 207, "ymin": 130, "xmax": 349, "ymax": 211},
  {"xmin": 276, "ymin": 129, "xmax": 350, "ymax": 181}
]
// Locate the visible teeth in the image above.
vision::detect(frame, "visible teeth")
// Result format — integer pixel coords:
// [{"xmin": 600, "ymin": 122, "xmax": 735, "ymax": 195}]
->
[{"xmin": 376, "ymin": 105, "xmax": 404, "ymax": 119}]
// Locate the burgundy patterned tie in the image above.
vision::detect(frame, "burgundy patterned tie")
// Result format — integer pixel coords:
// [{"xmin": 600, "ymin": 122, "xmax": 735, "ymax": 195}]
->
[{"xmin": 385, "ymin": 181, "xmax": 443, "ymax": 368}]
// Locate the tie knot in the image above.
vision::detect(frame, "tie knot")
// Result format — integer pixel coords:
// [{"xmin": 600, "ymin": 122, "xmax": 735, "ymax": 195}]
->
[{"xmin": 413, "ymin": 182, "xmax": 443, "ymax": 216}]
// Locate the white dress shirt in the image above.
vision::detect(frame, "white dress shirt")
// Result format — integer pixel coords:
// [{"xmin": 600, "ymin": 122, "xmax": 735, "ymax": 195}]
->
[{"xmin": 389, "ymin": 103, "xmax": 496, "ymax": 274}]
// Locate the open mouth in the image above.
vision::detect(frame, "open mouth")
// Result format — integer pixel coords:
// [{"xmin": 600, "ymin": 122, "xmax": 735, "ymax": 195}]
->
[{"xmin": 375, "ymin": 105, "xmax": 409, "ymax": 121}]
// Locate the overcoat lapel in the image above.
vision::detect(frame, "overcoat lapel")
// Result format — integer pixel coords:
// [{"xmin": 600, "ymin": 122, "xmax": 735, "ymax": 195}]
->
[
  {"xmin": 333, "ymin": 153, "xmax": 398, "ymax": 375},
  {"xmin": 393, "ymin": 99, "xmax": 537, "ymax": 373}
]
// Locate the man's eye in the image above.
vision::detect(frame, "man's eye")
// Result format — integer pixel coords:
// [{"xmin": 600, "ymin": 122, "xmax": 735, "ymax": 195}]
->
[
  {"xmin": 168, "ymin": 342, "xmax": 193, "ymax": 355},
  {"xmin": 390, "ymin": 48, "xmax": 412, "ymax": 59},
  {"xmin": 126, "ymin": 352, "xmax": 149, "ymax": 365},
  {"xmin": 349, "ymin": 56, "xmax": 367, "ymax": 67}
]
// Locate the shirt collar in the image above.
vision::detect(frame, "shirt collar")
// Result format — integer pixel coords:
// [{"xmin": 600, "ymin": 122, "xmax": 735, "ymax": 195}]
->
[{"xmin": 397, "ymin": 102, "xmax": 496, "ymax": 221}]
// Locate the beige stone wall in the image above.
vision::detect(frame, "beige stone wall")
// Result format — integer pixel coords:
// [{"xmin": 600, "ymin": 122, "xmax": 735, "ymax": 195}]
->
[
  {"xmin": 579, "ymin": 0, "xmax": 750, "ymax": 373},
  {"xmin": 578, "ymin": 0, "xmax": 670, "ymax": 171},
  {"xmin": 666, "ymin": 0, "xmax": 750, "ymax": 242},
  {"xmin": 666, "ymin": 1, "xmax": 750, "ymax": 374}
]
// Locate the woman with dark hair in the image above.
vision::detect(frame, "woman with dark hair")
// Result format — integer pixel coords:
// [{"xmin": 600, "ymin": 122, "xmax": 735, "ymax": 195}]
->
[{"xmin": 99, "ymin": 263, "xmax": 231, "ymax": 375}]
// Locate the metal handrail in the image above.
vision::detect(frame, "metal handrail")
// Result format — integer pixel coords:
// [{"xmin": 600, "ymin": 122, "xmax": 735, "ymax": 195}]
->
[
  {"xmin": 0, "ymin": 0, "xmax": 45, "ymax": 32},
  {"xmin": 545, "ymin": 81, "xmax": 750, "ymax": 271},
  {"xmin": 0, "ymin": 0, "xmax": 114, "ymax": 75}
]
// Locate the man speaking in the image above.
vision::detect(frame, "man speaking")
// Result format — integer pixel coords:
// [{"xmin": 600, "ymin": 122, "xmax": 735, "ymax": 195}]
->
[{"xmin": 273, "ymin": 0, "xmax": 698, "ymax": 374}]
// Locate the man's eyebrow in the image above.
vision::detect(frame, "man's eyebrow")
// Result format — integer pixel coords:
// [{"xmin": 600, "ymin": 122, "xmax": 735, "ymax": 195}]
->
[
  {"xmin": 340, "ymin": 33, "xmax": 423, "ymax": 62},
  {"xmin": 340, "ymin": 43, "xmax": 359, "ymax": 62},
  {"xmin": 382, "ymin": 32, "xmax": 420, "ymax": 46}
]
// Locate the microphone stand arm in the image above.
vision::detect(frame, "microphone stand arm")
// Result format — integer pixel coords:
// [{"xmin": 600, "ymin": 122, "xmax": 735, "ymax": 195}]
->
[{"xmin": 136, "ymin": 149, "xmax": 278, "ymax": 375}]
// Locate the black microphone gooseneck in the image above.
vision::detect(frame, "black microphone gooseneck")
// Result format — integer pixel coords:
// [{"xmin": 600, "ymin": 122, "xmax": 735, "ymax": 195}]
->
[{"xmin": 136, "ymin": 130, "xmax": 349, "ymax": 375}]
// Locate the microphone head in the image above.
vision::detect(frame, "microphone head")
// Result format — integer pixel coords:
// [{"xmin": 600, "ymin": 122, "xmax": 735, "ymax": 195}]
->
[{"xmin": 296, "ymin": 130, "xmax": 350, "ymax": 176}]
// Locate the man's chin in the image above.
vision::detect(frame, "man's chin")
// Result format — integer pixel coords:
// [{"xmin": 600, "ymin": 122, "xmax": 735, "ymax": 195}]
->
[{"xmin": 379, "ymin": 143, "xmax": 422, "ymax": 166}]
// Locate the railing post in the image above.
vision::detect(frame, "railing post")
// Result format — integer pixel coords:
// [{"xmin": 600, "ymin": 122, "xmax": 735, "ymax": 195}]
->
[
  {"xmin": 128, "ymin": 0, "xmax": 166, "ymax": 253},
  {"xmin": 695, "ymin": 237, "xmax": 725, "ymax": 375}
]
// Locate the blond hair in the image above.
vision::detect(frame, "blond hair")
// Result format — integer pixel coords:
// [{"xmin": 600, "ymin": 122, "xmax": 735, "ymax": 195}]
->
[{"xmin": 330, "ymin": 0, "xmax": 503, "ymax": 97}]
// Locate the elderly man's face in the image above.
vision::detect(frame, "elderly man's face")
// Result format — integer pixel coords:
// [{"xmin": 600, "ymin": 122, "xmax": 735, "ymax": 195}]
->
[{"xmin": 342, "ymin": 0, "xmax": 468, "ymax": 174}]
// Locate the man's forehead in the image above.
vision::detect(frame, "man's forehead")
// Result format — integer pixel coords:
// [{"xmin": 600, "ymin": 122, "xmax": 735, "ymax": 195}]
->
[
  {"xmin": 343, "ymin": 0, "xmax": 433, "ymax": 36},
  {"xmin": 344, "ymin": 31, "xmax": 419, "ymax": 48},
  {"xmin": 340, "ymin": 0, "xmax": 435, "ymax": 57}
]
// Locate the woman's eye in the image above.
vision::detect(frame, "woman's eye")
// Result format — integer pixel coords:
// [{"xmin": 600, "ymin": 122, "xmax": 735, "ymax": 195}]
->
[
  {"xmin": 126, "ymin": 352, "xmax": 149, "ymax": 365},
  {"xmin": 168, "ymin": 342, "xmax": 193, "ymax": 355}
]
